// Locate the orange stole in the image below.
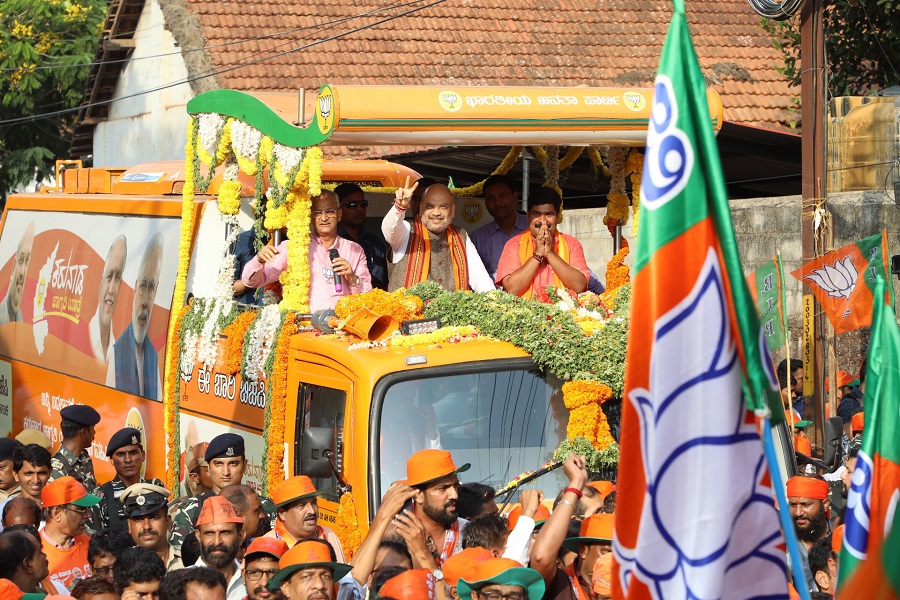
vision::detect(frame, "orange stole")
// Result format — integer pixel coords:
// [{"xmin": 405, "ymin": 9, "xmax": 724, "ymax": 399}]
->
[
  {"xmin": 403, "ymin": 218, "xmax": 469, "ymax": 290},
  {"xmin": 516, "ymin": 233, "xmax": 571, "ymax": 299}
]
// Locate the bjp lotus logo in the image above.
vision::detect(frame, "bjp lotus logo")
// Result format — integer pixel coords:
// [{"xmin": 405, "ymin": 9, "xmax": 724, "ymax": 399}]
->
[
  {"xmin": 439, "ymin": 91, "xmax": 461, "ymax": 112},
  {"xmin": 802, "ymin": 257, "xmax": 858, "ymax": 317},
  {"xmin": 316, "ymin": 86, "xmax": 336, "ymax": 135},
  {"xmin": 462, "ymin": 201, "xmax": 482, "ymax": 223},
  {"xmin": 623, "ymin": 92, "xmax": 646, "ymax": 112}
]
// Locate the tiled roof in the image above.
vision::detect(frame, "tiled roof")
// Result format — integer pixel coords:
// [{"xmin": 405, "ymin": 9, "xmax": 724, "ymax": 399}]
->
[{"xmin": 186, "ymin": 0, "xmax": 796, "ymax": 136}]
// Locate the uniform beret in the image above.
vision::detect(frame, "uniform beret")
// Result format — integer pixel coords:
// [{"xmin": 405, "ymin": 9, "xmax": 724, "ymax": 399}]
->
[
  {"xmin": 121, "ymin": 482, "xmax": 171, "ymax": 518},
  {"xmin": 0, "ymin": 438, "xmax": 22, "ymax": 462},
  {"xmin": 205, "ymin": 433, "xmax": 244, "ymax": 462},
  {"xmin": 106, "ymin": 427, "xmax": 143, "ymax": 457},
  {"xmin": 60, "ymin": 404, "xmax": 101, "ymax": 427}
]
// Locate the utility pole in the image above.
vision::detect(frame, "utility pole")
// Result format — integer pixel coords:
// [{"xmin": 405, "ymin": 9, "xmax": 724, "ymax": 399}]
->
[{"xmin": 800, "ymin": 0, "xmax": 827, "ymax": 450}]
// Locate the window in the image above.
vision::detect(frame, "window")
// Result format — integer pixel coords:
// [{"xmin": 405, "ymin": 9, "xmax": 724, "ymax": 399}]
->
[
  {"xmin": 376, "ymin": 368, "xmax": 570, "ymax": 499},
  {"xmin": 296, "ymin": 383, "xmax": 346, "ymax": 502}
]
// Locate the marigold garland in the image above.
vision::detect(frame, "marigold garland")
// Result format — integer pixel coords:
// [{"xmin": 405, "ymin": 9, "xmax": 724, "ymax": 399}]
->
[
  {"xmin": 336, "ymin": 492, "xmax": 362, "ymax": 560},
  {"xmin": 280, "ymin": 190, "xmax": 311, "ymax": 312},
  {"xmin": 220, "ymin": 311, "xmax": 257, "ymax": 374},
  {"xmin": 629, "ymin": 151, "xmax": 643, "ymax": 239},
  {"xmin": 562, "ymin": 380, "xmax": 615, "ymax": 450},
  {"xmin": 605, "ymin": 232, "xmax": 631, "ymax": 296},
  {"xmin": 335, "ymin": 289, "xmax": 424, "ymax": 323},
  {"xmin": 558, "ymin": 146, "xmax": 584, "ymax": 170},
  {"xmin": 386, "ymin": 325, "xmax": 477, "ymax": 349},
  {"xmin": 264, "ymin": 312, "xmax": 298, "ymax": 493},
  {"xmin": 164, "ymin": 303, "xmax": 190, "ymax": 493}
]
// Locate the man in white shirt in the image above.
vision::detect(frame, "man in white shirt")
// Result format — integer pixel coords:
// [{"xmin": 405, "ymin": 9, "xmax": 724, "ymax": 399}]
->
[{"xmin": 382, "ymin": 180, "xmax": 494, "ymax": 293}]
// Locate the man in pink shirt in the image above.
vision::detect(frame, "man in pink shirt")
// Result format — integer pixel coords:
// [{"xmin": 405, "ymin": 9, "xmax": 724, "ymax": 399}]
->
[
  {"xmin": 242, "ymin": 191, "xmax": 372, "ymax": 311},
  {"xmin": 495, "ymin": 187, "xmax": 589, "ymax": 301}
]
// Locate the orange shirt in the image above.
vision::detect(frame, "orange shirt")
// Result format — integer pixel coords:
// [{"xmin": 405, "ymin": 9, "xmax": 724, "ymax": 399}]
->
[{"xmin": 42, "ymin": 531, "xmax": 91, "ymax": 591}]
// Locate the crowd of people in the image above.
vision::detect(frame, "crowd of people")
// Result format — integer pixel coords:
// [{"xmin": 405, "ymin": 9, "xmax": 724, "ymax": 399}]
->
[
  {"xmin": 236, "ymin": 175, "xmax": 602, "ymax": 309},
  {"xmin": 0, "ymin": 403, "xmax": 621, "ymax": 600}
]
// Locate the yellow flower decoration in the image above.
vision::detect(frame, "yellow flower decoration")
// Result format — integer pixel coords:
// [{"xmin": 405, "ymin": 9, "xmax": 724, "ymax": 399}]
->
[
  {"xmin": 337, "ymin": 492, "xmax": 362, "ymax": 560},
  {"xmin": 558, "ymin": 146, "xmax": 584, "ymax": 170},
  {"xmin": 387, "ymin": 325, "xmax": 477, "ymax": 349},
  {"xmin": 335, "ymin": 289, "xmax": 424, "ymax": 323},
  {"xmin": 562, "ymin": 380, "xmax": 615, "ymax": 450}
]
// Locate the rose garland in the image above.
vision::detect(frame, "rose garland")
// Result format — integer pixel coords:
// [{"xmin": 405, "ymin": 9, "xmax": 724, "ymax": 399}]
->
[{"xmin": 336, "ymin": 492, "xmax": 362, "ymax": 560}]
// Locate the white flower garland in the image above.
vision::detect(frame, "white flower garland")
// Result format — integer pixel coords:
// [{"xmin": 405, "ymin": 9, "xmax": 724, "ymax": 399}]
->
[
  {"xmin": 607, "ymin": 147, "xmax": 629, "ymax": 197},
  {"xmin": 215, "ymin": 214, "xmax": 241, "ymax": 300},
  {"xmin": 244, "ymin": 305, "xmax": 281, "ymax": 381},
  {"xmin": 231, "ymin": 120, "xmax": 263, "ymax": 162},
  {"xmin": 180, "ymin": 330, "xmax": 199, "ymax": 376},
  {"xmin": 273, "ymin": 143, "xmax": 304, "ymax": 173},
  {"xmin": 197, "ymin": 113, "xmax": 226, "ymax": 165},
  {"xmin": 263, "ymin": 288, "xmax": 282, "ymax": 306},
  {"xmin": 545, "ymin": 145, "xmax": 560, "ymax": 189},
  {"xmin": 197, "ymin": 299, "xmax": 233, "ymax": 369}
]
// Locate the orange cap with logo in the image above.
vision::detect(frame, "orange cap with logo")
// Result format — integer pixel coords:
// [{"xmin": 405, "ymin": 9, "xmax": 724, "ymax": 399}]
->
[
  {"xmin": 506, "ymin": 503, "xmax": 551, "ymax": 531},
  {"xmin": 245, "ymin": 537, "xmax": 289, "ymax": 561},
  {"xmin": 272, "ymin": 476, "xmax": 323, "ymax": 508},
  {"xmin": 41, "ymin": 476, "xmax": 102, "ymax": 508},
  {"xmin": 442, "ymin": 547, "xmax": 492, "ymax": 586},
  {"xmin": 379, "ymin": 568, "xmax": 437, "ymax": 599},
  {"xmin": 587, "ymin": 480, "xmax": 616, "ymax": 501},
  {"xmin": 404, "ymin": 449, "xmax": 470, "ymax": 487},
  {"xmin": 196, "ymin": 495, "xmax": 244, "ymax": 526}
]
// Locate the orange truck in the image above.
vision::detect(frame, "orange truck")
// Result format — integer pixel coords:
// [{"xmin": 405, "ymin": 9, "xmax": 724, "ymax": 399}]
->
[{"xmin": 0, "ymin": 84, "xmax": 744, "ymax": 541}]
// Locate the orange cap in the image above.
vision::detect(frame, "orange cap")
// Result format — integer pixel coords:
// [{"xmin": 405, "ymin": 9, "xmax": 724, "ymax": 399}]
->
[
  {"xmin": 506, "ymin": 503, "xmax": 551, "ymax": 531},
  {"xmin": 837, "ymin": 370, "xmax": 860, "ymax": 388},
  {"xmin": 851, "ymin": 412, "xmax": 864, "ymax": 432},
  {"xmin": 592, "ymin": 553, "xmax": 613, "ymax": 596},
  {"xmin": 442, "ymin": 547, "xmax": 492, "ymax": 586},
  {"xmin": 272, "ymin": 476, "xmax": 322, "ymax": 508},
  {"xmin": 41, "ymin": 476, "xmax": 102, "ymax": 508},
  {"xmin": 404, "ymin": 449, "xmax": 470, "ymax": 487},
  {"xmin": 457, "ymin": 558, "xmax": 545, "ymax": 600},
  {"xmin": 587, "ymin": 480, "xmax": 616, "ymax": 500},
  {"xmin": 0, "ymin": 579, "xmax": 23, "ymax": 600},
  {"xmin": 794, "ymin": 435, "xmax": 812, "ymax": 456},
  {"xmin": 786, "ymin": 476, "xmax": 829, "ymax": 500},
  {"xmin": 832, "ymin": 524, "xmax": 844, "ymax": 554},
  {"xmin": 378, "ymin": 568, "xmax": 436, "ymax": 599},
  {"xmin": 245, "ymin": 536, "xmax": 288, "ymax": 561},
  {"xmin": 196, "ymin": 495, "xmax": 244, "ymax": 526},
  {"xmin": 270, "ymin": 539, "xmax": 351, "ymax": 587},
  {"xmin": 563, "ymin": 513, "xmax": 614, "ymax": 552}
]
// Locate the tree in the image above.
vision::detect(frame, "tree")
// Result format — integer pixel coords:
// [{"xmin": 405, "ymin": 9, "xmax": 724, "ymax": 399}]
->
[
  {"xmin": 0, "ymin": 0, "xmax": 107, "ymax": 199},
  {"xmin": 763, "ymin": 0, "xmax": 900, "ymax": 97}
]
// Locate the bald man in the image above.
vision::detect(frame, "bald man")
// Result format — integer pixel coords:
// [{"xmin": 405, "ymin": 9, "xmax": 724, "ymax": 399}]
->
[
  {"xmin": 0, "ymin": 221, "xmax": 35, "ymax": 325},
  {"xmin": 382, "ymin": 182, "xmax": 493, "ymax": 292}
]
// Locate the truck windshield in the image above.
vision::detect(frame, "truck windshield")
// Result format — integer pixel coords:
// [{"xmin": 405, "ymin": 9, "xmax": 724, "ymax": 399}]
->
[{"xmin": 377, "ymin": 368, "xmax": 569, "ymax": 498}]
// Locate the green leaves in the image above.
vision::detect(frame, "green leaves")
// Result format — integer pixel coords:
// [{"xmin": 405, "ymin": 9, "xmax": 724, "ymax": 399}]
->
[{"xmin": 0, "ymin": 0, "xmax": 108, "ymax": 198}]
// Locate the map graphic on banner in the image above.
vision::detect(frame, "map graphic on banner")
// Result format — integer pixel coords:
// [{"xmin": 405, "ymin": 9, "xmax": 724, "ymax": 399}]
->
[
  {"xmin": 612, "ymin": 1, "xmax": 788, "ymax": 598},
  {"xmin": 747, "ymin": 255, "xmax": 788, "ymax": 350},
  {"xmin": 791, "ymin": 231, "xmax": 892, "ymax": 335}
]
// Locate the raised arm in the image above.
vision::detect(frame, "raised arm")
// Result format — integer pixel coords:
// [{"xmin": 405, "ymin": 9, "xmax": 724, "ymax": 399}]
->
[{"xmin": 382, "ymin": 177, "xmax": 417, "ymax": 257}]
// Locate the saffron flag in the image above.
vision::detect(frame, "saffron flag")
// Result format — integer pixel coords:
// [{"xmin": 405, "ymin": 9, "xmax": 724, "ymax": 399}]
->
[
  {"xmin": 747, "ymin": 255, "xmax": 789, "ymax": 350},
  {"xmin": 612, "ymin": 1, "xmax": 789, "ymax": 598},
  {"xmin": 790, "ymin": 231, "xmax": 892, "ymax": 335},
  {"xmin": 838, "ymin": 276, "xmax": 900, "ymax": 596}
]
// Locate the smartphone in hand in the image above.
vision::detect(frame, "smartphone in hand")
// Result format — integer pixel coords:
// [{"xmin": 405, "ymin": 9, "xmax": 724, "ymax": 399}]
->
[{"xmin": 401, "ymin": 497, "xmax": 415, "ymax": 515}]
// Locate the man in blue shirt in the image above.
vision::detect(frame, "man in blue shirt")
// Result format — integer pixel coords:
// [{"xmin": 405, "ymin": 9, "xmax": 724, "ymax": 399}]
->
[{"xmin": 470, "ymin": 174, "xmax": 529, "ymax": 281}]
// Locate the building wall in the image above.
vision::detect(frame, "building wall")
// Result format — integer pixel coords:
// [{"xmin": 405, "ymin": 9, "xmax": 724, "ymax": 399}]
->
[
  {"xmin": 561, "ymin": 190, "xmax": 900, "ymax": 369},
  {"xmin": 92, "ymin": 0, "xmax": 193, "ymax": 167}
]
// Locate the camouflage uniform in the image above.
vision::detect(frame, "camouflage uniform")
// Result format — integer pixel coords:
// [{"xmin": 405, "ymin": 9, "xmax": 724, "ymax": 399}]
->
[
  {"xmin": 94, "ymin": 476, "xmax": 165, "ymax": 531},
  {"xmin": 50, "ymin": 446, "xmax": 97, "ymax": 493},
  {"xmin": 170, "ymin": 491, "xmax": 276, "ymax": 550}
]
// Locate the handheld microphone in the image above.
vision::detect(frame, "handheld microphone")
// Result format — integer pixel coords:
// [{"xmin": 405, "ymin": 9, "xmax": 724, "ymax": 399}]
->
[{"xmin": 329, "ymin": 249, "xmax": 342, "ymax": 293}]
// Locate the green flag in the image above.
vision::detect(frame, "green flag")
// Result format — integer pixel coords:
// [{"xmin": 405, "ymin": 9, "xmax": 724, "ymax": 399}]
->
[
  {"xmin": 839, "ymin": 276, "xmax": 900, "ymax": 593},
  {"xmin": 747, "ymin": 255, "xmax": 788, "ymax": 349}
]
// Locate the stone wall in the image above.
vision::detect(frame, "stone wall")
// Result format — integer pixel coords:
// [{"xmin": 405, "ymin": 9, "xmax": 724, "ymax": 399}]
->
[{"xmin": 560, "ymin": 189, "xmax": 900, "ymax": 371}]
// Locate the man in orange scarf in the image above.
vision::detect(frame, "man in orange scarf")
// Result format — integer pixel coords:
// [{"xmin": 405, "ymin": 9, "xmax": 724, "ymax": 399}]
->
[
  {"xmin": 382, "ymin": 179, "xmax": 494, "ymax": 293},
  {"xmin": 495, "ymin": 188, "xmax": 590, "ymax": 301}
]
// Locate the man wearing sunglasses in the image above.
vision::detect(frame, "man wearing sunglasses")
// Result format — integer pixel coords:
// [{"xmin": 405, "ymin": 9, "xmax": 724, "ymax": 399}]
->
[
  {"xmin": 39, "ymin": 476, "xmax": 102, "ymax": 590},
  {"xmin": 335, "ymin": 183, "xmax": 388, "ymax": 290}
]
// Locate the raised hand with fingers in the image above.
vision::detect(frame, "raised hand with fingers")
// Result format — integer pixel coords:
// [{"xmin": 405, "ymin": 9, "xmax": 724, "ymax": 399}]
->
[{"xmin": 393, "ymin": 176, "xmax": 419, "ymax": 212}]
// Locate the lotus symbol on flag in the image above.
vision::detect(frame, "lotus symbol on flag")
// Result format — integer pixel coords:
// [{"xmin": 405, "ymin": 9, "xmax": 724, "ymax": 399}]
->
[
  {"xmin": 802, "ymin": 257, "xmax": 858, "ymax": 317},
  {"xmin": 616, "ymin": 251, "xmax": 786, "ymax": 599}
]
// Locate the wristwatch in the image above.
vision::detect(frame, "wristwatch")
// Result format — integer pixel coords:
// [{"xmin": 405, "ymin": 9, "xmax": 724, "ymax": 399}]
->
[{"xmin": 433, "ymin": 568, "xmax": 445, "ymax": 582}]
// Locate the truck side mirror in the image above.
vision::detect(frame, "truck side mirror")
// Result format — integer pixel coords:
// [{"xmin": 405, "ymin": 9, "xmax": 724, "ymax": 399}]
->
[
  {"xmin": 301, "ymin": 427, "xmax": 334, "ymax": 479},
  {"xmin": 823, "ymin": 416, "xmax": 843, "ymax": 468}
]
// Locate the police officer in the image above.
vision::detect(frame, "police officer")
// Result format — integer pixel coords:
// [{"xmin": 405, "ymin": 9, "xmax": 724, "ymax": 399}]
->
[
  {"xmin": 50, "ymin": 404, "xmax": 101, "ymax": 493},
  {"xmin": 169, "ymin": 432, "xmax": 275, "ymax": 551},
  {"xmin": 121, "ymin": 482, "xmax": 184, "ymax": 571},
  {"xmin": 94, "ymin": 427, "xmax": 164, "ymax": 531}
]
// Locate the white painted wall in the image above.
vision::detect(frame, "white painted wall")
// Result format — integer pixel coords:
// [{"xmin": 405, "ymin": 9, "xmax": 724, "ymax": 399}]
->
[{"xmin": 93, "ymin": 0, "xmax": 193, "ymax": 167}]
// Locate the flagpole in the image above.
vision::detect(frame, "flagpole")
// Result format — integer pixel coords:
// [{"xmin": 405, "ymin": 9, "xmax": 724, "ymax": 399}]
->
[
  {"xmin": 778, "ymin": 251, "xmax": 796, "ymax": 430},
  {"xmin": 762, "ymin": 418, "xmax": 812, "ymax": 600}
]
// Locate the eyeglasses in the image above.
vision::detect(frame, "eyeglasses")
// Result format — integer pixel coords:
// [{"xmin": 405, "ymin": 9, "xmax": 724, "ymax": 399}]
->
[
  {"xmin": 244, "ymin": 568, "xmax": 280, "ymax": 581},
  {"xmin": 94, "ymin": 565, "xmax": 115, "ymax": 576},
  {"xmin": 63, "ymin": 505, "xmax": 91, "ymax": 516},
  {"xmin": 477, "ymin": 592, "xmax": 526, "ymax": 600},
  {"xmin": 342, "ymin": 200, "xmax": 368, "ymax": 209},
  {"xmin": 312, "ymin": 208, "xmax": 338, "ymax": 219}
]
